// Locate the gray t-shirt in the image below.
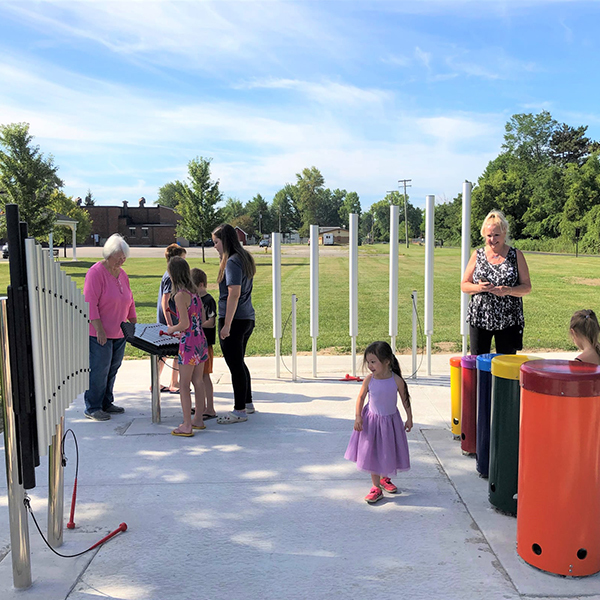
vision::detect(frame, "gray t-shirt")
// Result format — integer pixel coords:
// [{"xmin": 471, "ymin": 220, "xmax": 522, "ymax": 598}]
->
[{"xmin": 218, "ymin": 253, "xmax": 255, "ymax": 321}]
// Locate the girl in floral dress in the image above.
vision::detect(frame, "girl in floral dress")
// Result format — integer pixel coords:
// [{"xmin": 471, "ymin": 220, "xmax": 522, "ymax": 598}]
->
[{"xmin": 166, "ymin": 257, "xmax": 209, "ymax": 437}]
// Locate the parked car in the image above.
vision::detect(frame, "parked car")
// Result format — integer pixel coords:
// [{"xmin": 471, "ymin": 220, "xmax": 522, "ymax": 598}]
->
[
  {"xmin": 259, "ymin": 239, "xmax": 270, "ymax": 248},
  {"xmin": 203, "ymin": 239, "xmax": 214, "ymax": 247},
  {"xmin": 2, "ymin": 243, "xmax": 8, "ymax": 259}
]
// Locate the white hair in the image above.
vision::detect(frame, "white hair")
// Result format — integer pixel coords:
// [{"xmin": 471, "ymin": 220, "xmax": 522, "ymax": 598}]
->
[{"xmin": 102, "ymin": 234, "xmax": 130, "ymax": 259}]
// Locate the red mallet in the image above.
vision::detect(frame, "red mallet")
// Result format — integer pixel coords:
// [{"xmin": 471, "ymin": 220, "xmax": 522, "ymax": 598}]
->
[
  {"xmin": 88, "ymin": 523, "xmax": 128, "ymax": 551},
  {"xmin": 340, "ymin": 374, "xmax": 363, "ymax": 382}
]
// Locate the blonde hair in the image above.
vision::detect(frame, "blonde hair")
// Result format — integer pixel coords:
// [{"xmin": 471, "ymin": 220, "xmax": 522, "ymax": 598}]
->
[
  {"xmin": 570, "ymin": 309, "xmax": 600, "ymax": 358},
  {"xmin": 480, "ymin": 210, "xmax": 510, "ymax": 239}
]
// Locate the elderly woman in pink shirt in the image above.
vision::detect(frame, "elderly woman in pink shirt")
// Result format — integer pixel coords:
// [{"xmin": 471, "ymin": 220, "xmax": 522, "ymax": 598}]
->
[{"xmin": 83, "ymin": 234, "xmax": 137, "ymax": 421}]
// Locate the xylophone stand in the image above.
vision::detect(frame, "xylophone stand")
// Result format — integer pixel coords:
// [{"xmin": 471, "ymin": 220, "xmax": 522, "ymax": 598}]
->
[
  {"xmin": 48, "ymin": 416, "xmax": 65, "ymax": 548},
  {"xmin": 150, "ymin": 354, "xmax": 162, "ymax": 423}
]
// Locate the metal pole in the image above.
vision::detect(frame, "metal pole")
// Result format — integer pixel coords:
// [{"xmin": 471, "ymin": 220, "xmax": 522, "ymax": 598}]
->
[
  {"xmin": 389, "ymin": 205, "xmax": 399, "ymax": 352},
  {"xmin": 411, "ymin": 290, "xmax": 418, "ymax": 379},
  {"xmin": 460, "ymin": 181, "xmax": 472, "ymax": 356},
  {"xmin": 310, "ymin": 224, "xmax": 319, "ymax": 377},
  {"xmin": 0, "ymin": 297, "xmax": 32, "ymax": 589},
  {"xmin": 48, "ymin": 416, "xmax": 65, "ymax": 548},
  {"xmin": 291, "ymin": 294, "xmax": 297, "ymax": 381},
  {"xmin": 424, "ymin": 195, "xmax": 435, "ymax": 376},
  {"xmin": 349, "ymin": 213, "xmax": 358, "ymax": 377},
  {"xmin": 150, "ymin": 355, "xmax": 161, "ymax": 423}
]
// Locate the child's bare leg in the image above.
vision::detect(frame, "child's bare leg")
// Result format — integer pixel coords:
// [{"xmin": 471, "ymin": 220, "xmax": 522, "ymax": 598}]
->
[
  {"xmin": 371, "ymin": 473, "xmax": 382, "ymax": 487},
  {"xmin": 170, "ymin": 359, "xmax": 180, "ymax": 391},
  {"xmin": 176, "ymin": 364, "xmax": 194, "ymax": 433},
  {"xmin": 191, "ymin": 364, "xmax": 206, "ymax": 427},
  {"xmin": 203, "ymin": 372, "xmax": 215, "ymax": 415}
]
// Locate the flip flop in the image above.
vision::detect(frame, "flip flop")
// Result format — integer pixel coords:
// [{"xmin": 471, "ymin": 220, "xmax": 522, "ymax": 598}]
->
[
  {"xmin": 192, "ymin": 424, "xmax": 206, "ymax": 430},
  {"xmin": 203, "ymin": 413, "xmax": 217, "ymax": 420},
  {"xmin": 169, "ymin": 388, "xmax": 180, "ymax": 394},
  {"xmin": 171, "ymin": 428, "xmax": 194, "ymax": 437},
  {"xmin": 217, "ymin": 411, "xmax": 248, "ymax": 424}
]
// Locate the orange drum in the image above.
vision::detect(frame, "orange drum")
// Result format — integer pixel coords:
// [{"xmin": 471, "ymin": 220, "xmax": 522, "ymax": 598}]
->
[{"xmin": 517, "ymin": 360, "xmax": 600, "ymax": 576}]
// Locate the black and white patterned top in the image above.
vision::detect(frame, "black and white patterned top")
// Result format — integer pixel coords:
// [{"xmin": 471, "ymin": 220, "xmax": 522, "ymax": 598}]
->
[{"xmin": 466, "ymin": 246, "xmax": 524, "ymax": 331}]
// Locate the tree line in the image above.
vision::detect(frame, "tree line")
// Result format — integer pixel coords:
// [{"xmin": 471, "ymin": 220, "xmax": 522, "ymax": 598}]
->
[
  {"xmin": 435, "ymin": 111, "xmax": 600, "ymax": 253},
  {"xmin": 2, "ymin": 112, "xmax": 599, "ymax": 254}
]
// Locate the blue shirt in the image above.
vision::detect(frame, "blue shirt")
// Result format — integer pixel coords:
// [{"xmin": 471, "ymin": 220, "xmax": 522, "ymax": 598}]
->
[{"xmin": 218, "ymin": 254, "xmax": 255, "ymax": 321}]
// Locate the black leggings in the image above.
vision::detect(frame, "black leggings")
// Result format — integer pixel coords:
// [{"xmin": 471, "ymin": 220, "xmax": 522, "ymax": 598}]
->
[
  {"xmin": 469, "ymin": 324, "xmax": 523, "ymax": 355},
  {"xmin": 219, "ymin": 318, "xmax": 255, "ymax": 411}
]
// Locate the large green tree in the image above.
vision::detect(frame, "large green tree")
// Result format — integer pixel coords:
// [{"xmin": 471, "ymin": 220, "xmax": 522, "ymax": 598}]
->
[
  {"xmin": 339, "ymin": 191, "xmax": 361, "ymax": 229},
  {"xmin": 271, "ymin": 184, "xmax": 300, "ymax": 233},
  {"xmin": 0, "ymin": 122, "xmax": 63, "ymax": 238},
  {"xmin": 296, "ymin": 166, "xmax": 325, "ymax": 237},
  {"xmin": 156, "ymin": 181, "xmax": 180, "ymax": 209},
  {"xmin": 502, "ymin": 111, "xmax": 558, "ymax": 167},
  {"xmin": 246, "ymin": 193, "xmax": 271, "ymax": 236},
  {"xmin": 175, "ymin": 157, "xmax": 223, "ymax": 262}
]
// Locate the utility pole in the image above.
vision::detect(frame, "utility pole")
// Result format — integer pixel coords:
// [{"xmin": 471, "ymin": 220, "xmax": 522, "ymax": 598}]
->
[{"xmin": 398, "ymin": 179, "xmax": 411, "ymax": 248}]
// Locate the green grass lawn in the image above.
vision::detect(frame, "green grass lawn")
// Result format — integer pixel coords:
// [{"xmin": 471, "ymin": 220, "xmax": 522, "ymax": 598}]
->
[{"xmin": 1, "ymin": 246, "xmax": 597, "ymax": 357}]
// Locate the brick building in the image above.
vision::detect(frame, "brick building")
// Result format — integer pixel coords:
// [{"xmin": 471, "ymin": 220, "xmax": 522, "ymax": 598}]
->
[{"xmin": 83, "ymin": 198, "xmax": 185, "ymax": 247}]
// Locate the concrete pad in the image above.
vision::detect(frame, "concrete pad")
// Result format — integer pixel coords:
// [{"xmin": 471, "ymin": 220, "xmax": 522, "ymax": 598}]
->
[
  {"xmin": 423, "ymin": 428, "xmax": 600, "ymax": 596},
  {"xmin": 2, "ymin": 352, "xmax": 598, "ymax": 600}
]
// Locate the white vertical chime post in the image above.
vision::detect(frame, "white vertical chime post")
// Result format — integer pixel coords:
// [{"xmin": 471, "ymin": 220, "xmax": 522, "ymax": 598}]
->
[
  {"xmin": 272, "ymin": 232, "xmax": 282, "ymax": 378},
  {"xmin": 411, "ymin": 290, "xmax": 418, "ymax": 379},
  {"xmin": 424, "ymin": 195, "xmax": 435, "ymax": 376},
  {"xmin": 310, "ymin": 224, "xmax": 319, "ymax": 377},
  {"xmin": 460, "ymin": 181, "xmax": 472, "ymax": 356},
  {"xmin": 389, "ymin": 205, "xmax": 400, "ymax": 353},
  {"xmin": 349, "ymin": 213, "xmax": 359, "ymax": 377},
  {"xmin": 291, "ymin": 294, "xmax": 298, "ymax": 381}
]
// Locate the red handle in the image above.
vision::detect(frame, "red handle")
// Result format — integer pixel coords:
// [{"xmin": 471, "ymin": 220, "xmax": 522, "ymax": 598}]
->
[
  {"xmin": 88, "ymin": 523, "xmax": 128, "ymax": 550},
  {"xmin": 66, "ymin": 478, "xmax": 78, "ymax": 529}
]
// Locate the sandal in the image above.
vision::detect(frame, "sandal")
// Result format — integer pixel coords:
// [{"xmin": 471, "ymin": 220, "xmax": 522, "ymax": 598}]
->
[
  {"xmin": 192, "ymin": 424, "xmax": 206, "ymax": 430},
  {"xmin": 171, "ymin": 427, "xmax": 194, "ymax": 437},
  {"xmin": 217, "ymin": 411, "xmax": 248, "ymax": 424},
  {"xmin": 203, "ymin": 413, "xmax": 217, "ymax": 420}
]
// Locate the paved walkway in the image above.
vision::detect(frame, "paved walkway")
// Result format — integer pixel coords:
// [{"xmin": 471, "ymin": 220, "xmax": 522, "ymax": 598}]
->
[{"xmin": 1, "ymin": 352, "xmax": 598, "ymax": 600}]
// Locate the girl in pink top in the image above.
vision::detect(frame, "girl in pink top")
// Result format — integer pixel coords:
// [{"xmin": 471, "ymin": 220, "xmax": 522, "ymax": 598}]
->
[
  {"xmin": 83, "ymin": 234, "xmax": 136, "ymax": 421},
  {"xmin": 166, "ymin": 257, "xmax": 208, "ymax": 437}
]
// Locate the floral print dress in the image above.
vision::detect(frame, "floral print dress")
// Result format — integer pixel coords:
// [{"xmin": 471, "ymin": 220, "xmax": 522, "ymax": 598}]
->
[
  {"xmin": 177, "ymin": 290, "xmax": 208, "ymax": 365},
  {"xmin": 466, "ymin": 246, "xmax": 524, "ymax": 331}
]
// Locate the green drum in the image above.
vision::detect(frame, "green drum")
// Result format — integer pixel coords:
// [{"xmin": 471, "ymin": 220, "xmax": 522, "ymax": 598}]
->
[{"xmin": 488, "ymin": 355, "xmax": 540, "ymax": 515}]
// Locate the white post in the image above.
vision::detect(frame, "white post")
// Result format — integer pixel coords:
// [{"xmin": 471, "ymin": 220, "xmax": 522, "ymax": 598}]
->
[
  {"xmin": 272, "ymin": 232, "xmax": 282, "ymax": 378},
  {"xmin": 310, "ymin": 225, "xmax": 319, "ymax": 377},
  {"xmin": 411, "ymin": 290, "xmax": 418, "ymax": 379},
  {"xmin": 49, "ymin": 231, "xmax": 54, "ymax": 260},
  {"xmin": 349, "ymin": 213, "xmax": 359, "ymax": 376},
  {"xmin": 389, "ymin": 205, "xmax": 399, "ymax": 352},
  {"xmin": 71, "ymin": 224, "xmax": 77, "ymax": 261},
  {"xmin": 291, "ymin": 294, "xmax": 297, "ymax": 381},
  {"xmin": 460, "ymin": 181, "xmax": 472, "ymax": 356},
  {"xmin": 424, "ymin": 195, "xmax": 435, "ymax": 376}
]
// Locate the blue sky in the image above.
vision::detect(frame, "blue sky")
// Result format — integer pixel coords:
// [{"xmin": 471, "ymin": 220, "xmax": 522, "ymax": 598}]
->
[{"xmin": 1, "ymin": 1, "xmax": 599, "ymax": 211}]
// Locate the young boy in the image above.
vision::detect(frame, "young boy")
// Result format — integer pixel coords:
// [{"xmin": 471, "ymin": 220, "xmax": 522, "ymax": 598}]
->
[{"xmin": 190, "ymin": 268, "xmax": 217, "ymax": 418}]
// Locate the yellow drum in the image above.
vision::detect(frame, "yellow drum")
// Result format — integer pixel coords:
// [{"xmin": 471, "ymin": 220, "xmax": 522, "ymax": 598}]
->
[{"xmin": 449, "ymin": 356, "xmax": 462, "ymax": 438}]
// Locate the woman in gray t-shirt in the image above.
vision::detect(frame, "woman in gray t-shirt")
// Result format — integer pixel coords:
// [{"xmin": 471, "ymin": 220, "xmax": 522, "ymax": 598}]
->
[{"xmin": 212, "ymin": 224, "xmax": 257, "ymax": 424}]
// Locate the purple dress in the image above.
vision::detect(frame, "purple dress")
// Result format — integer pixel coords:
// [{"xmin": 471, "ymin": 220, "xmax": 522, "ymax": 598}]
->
[{"xmin": 344, "ymin": 376, "xmax": 410, "ymax": 477}]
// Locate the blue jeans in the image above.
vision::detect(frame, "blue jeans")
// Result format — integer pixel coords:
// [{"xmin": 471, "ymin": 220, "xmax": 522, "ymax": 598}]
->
[{"xmin": 84, "ymin": 336, "xmax": 127, "ymax": 414}]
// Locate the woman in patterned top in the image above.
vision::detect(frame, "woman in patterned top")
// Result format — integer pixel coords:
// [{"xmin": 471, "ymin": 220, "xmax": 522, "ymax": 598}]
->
[{"xmin": 461, "ymin": 210, "xmax": 532, "ymax": 355}]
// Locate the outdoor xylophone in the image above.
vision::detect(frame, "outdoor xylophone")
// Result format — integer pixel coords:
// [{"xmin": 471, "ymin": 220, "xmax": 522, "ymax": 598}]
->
[{"xmin": 121, "ymin": 321, "xmax": 179, "ymax": 424}]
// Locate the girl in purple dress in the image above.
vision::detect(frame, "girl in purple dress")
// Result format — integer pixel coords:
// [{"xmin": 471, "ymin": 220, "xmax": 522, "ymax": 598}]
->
[
  {"xmin": 345, "ymin": 341, "xmax": 413, "ymax": 504},
  {"xmin": 166, "ymin": 257, "xmax": 208, "ymax": 437}
]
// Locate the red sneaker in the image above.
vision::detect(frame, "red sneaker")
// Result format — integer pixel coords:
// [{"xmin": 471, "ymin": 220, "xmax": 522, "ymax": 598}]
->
[
  {"xmin": 365, "ymin": 486, "xmax": 383, "ymax": 504},
  {"xmin": 379, "ymin": 477, "xmax": 398, "ymax": 493}
]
